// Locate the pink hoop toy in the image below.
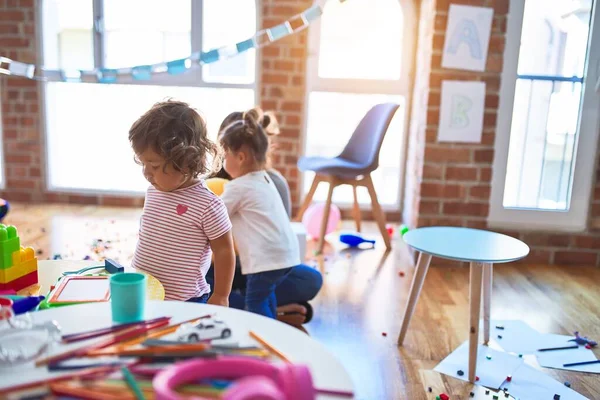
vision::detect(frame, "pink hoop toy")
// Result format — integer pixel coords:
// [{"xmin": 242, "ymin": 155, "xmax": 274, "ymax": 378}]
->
[{"xmin": 153, "ymin": 356, "xmax": 316, "ymax": 400}]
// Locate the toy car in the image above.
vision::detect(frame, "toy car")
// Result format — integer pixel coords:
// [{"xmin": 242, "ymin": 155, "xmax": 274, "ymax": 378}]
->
[{"xmin": 178, "ymin": 319, "xmax": 231, "ymax": 342}]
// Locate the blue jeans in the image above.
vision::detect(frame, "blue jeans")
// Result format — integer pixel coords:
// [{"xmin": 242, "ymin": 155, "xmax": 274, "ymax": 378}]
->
[
  {"xmin": 205, "ymin": 261, "xmax": 322, "ymax": 311},
  {"xmin": 187, "ymin": 293, "xmax": 210, "ymax": 303},
  {"xmin": 245, "ymin": 268, "xmax": 292, "ymax": 318}
]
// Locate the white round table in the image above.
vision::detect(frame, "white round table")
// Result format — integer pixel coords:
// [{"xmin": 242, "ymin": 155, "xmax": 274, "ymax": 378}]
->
[
  {"xmin": 398, "ymin": 227, "xmax": 530, "ymax": 382},
  {"xmin": 0, "ymin": 301, "xmax": 353, "ymax": 399}
]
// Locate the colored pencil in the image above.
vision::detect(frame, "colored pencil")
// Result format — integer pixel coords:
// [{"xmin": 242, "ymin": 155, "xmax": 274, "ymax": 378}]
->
[
  {"xmin": 50, "ymin": 382, "xmax": 128, "ymax": 400},
  {"xmin": 316, "ymin": 387, "xmax": 355, "ymax": 398},
  {"xmin": 0, "ymin": 365, "xmax": 120, "ymax": 396},
  {"xmin": 48, "ymin": 361, "xmax": 126, "ymax": 371},
  {"xmin": 35, "ymin": 319, "xmax": 170, "ymax": 366},
  {"xmin": 61, "ymin": 316, "xmax": 170, "ymax": 343},
  {"xmin": 87, "ymin": 342, "xmax": 211, "ymax": 357},
  {"xmin": 537, "ymin": 345, "xmax": 579, "ymax": 352},
  {"xmin": 563, "ymin": 359, "xmax": 600, "ymax": 367},
  {"xmin": 249, "ymin": 330, "xmax": 291, "ymax": 363},
  {"xmin": 121, "ymin": 366, "xmax": 146, "ymax": 400}
]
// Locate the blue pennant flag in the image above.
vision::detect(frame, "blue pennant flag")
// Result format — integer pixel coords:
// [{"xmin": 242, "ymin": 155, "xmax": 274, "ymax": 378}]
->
[
  {"xmin": 132, "ymin": 65, "xmax": 152, "ymax": 80},
  {"xmin": 201, "ymin": 50, "xmax": 219, "ymax": 64},
  {"xmin": 303, "ymin": 5, "xmax": 323, "ymax": 23},
  {"xmin": 236, "ymin": 38, "xmax": 255, "ymax": 53},
  {"xmin": 97, "ymin": 68, "xmax": 118, "ymax": 83},
  {"xmin": 61, "ymin": 70, "xmax": 82, "ymax": 82},
  {"xmin": 166, "ymin": 58, "xmax": 191, "ymax": 75},
  {"xmin": 268, "ymin": 23, "xmax": 291, "ymax": 41}
]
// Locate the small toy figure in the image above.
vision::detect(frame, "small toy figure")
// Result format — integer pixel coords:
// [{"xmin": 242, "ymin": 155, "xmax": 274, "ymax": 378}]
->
[
  {"xmin": 178, "ymin": 319, "xmax": 232, "ymax": 342},
  {"xmin": 569, "ymin": 331, "xmax": 597, "ymax": 347}
]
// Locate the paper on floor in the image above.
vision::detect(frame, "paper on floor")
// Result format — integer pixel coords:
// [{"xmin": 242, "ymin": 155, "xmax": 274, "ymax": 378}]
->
[
  {"xmin": 535, "ymin": 334, "xmax": 600, "ymax": 374},
  {"xmin": 500, "ymin": 363, "xmax": 590, "ymax": 400},
  {"xmin": 433, "ymin": 341, "xmax": 524, "ymax": 389},
  {"xmin": 489, "ymin": 319, "xmax": 546, "ymax": 354}
]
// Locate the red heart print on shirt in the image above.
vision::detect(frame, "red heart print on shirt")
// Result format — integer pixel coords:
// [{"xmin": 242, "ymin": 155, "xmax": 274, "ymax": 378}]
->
[{"xmin": 176, "ymin": 204, "xmax": 189, "ymax": 215}]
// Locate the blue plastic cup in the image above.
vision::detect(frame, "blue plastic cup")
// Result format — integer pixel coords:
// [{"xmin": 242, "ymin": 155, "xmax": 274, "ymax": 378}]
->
[{"xmin": 110, "ymin": 273, "xmax": 147, "ymax": 323}]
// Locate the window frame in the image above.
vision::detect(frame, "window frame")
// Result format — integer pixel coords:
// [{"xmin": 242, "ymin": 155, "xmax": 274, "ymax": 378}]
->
[
  {"xmin": 489, "ymin": 0, "xmax": 600, "ymax": 232},
  {"xmin": 301, "ymin": 0, "xmax": 417, "ymax": 211},
  {"xmin": 38, "ymin": 0, "xmax": 260, "ymax": 196}
]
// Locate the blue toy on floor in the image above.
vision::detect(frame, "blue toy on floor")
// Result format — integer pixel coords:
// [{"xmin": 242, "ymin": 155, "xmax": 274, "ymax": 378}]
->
[
  {"xmin": 0, "ymin": 199, "xmax": 9, "ymax": 222},
  {"xmin": 339, "ymin": 233, "xmax": 375, "ymax": 248}
]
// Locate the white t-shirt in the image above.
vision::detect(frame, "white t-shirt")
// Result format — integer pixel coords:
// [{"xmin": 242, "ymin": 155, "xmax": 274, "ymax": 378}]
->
[{"xmin": 221, "ymin": 171, "xmax": 300, "ymax": 275}]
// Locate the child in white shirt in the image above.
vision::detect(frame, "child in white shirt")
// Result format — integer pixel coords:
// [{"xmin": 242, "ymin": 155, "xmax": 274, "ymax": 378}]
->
[{"xmin": 219, "ymin": 109, "xmax": 300, "ymax": 318}]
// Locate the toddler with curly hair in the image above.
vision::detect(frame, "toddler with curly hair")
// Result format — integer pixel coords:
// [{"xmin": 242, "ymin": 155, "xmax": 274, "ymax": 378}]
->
[{"xmin": 129, "ymin": 99, "xmax": 235, "ymax": 306}]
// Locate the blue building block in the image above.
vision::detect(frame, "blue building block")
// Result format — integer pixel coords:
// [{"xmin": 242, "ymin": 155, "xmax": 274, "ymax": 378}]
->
[{"xmin": 104, "ymin": 259, "xmax": 125, "ymax": 274}]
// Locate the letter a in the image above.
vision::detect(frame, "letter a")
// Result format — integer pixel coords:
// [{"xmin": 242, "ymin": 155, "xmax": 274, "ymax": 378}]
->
[{"xmin": 447, "ymin": 18, "xmax": 482, "ymax": 59}]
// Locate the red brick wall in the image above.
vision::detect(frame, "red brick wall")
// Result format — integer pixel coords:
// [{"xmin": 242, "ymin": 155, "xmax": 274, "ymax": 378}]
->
[
  {"xmin": 0, "ymin": 0, "xmax": 308, "ymax": 209},
  {"xmin": 404, "ymin": 0, "xmax": 600, "ymax": 266},
  {"xmin": 259, "ymin": 0, "xmax": 311, "ymax": 211}
]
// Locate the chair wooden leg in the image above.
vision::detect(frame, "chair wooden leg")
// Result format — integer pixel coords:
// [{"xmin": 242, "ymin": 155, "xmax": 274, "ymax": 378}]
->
[
  {"xmin": 316, "ymin": 179, "xmax": 336, "ymax": 254},
  {"xmin": 295, "ymin": 174, "xmax": 320, "ymax": 222},
  {"xmin": 352, "ymin": 185, "xmax": 361, "ymax": 232},
  {"xmin": 398, "ymin": 252, "xmax": 432, "ymax": 345},
  {"xmin": 482, "ymin": 263, "xmax": 493, "ymax": 345},
  {"xmin": 468, "ymin": 262, "xmax": 484, "ymax": 383},
  {"xmin": 364, "ymin": 174, "xmax": 391, "ymax": 250}
]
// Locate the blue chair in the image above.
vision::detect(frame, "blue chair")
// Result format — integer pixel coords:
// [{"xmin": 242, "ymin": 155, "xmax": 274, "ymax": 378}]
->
[{"xmin": 295, "ymin": 103, "xmax": 400, "ymax": 253}]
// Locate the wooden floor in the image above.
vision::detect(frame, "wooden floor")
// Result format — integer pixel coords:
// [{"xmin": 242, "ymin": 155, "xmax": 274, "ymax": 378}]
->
[{"xmin": 5, "ymin": 204, "xmax": 600, "ymax": 399}]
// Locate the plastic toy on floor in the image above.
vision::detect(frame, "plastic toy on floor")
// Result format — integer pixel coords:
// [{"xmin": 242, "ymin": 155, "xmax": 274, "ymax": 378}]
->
[
  {"xmin": 569, "ymin": 331, "xmax": 597, "ymax": 347},
  {"xmin": 339, "ymin": 233, "xmax": 375, "ymax": 248},
  {"xmin": 0, "ymin": 199, "xmax": 9, "ymax": 222}
]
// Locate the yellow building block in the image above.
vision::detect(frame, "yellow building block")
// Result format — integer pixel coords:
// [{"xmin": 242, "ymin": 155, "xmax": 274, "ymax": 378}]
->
[
  {"xmin": 0, "ymin": 258, "xmax": 37, "ymax": 283},
  {"xmin": 0, "ymin": 247, "xmax": 38, "ymax": 284}
]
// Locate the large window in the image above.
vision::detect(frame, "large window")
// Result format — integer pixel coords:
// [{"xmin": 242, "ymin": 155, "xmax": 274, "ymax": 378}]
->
[
  {"xmin": 302, "ymin": 0, "xmax": 416, "ymax": 209},
  {"xmin": 490, "ymin": 0, "xmax": 600, "ymax": 231},
  {"xmin": 41, "ymin": 0, "xmax": 257, "ymax": 194}
]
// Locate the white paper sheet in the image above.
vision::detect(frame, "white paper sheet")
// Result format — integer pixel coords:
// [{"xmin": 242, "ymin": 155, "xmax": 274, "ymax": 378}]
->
[
  {"xmin": 501, "ymin": 363, "xmax": 590, "ymax": 400},
  {"xmin": 434, "ymin": 341, "xmax": 524, "ymax": 389},
  {"xmin": 442, "ymin": 4, "xmax": 494, "ymax": 71},
  {"xmin": 536, "ymin": 334, "xmax": 600, "ymax": 374},
  {"xmin": 437, "ymin": 81, "xmax": 485, "ymax": 143},
  {"xmin": 489, "ymin": 319, "xmax": 546, "ymax": 355}
]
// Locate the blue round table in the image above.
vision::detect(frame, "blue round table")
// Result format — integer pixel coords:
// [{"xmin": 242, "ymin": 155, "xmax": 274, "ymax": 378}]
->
[{"xmin": 398, "ymin": 227, "xmax": 529, "ymax": 382}]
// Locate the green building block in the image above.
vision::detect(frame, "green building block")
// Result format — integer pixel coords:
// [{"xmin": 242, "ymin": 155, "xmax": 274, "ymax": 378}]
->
[{"xmin": 0, "ymin": 224, "xmax": 20, "ymax": 270}]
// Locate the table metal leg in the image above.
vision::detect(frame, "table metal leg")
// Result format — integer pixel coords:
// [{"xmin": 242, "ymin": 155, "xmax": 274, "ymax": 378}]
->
[
  {"xmin": 397, "ymin": 252, "xmax": 432, "ymax": 345},
  {"xmin": 468, "ymin": 262, "xmax": 484, "ymax": 382},
  {"xmin": 482, "ymin": 263, "xmax": 493, "ymax": 344}
]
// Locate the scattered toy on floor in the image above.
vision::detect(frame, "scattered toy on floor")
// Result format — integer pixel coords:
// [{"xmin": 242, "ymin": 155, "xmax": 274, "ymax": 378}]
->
[
  {"xmin": 569, "ymin": 331, "xmax": 597, "ymax": 347},
  {"xmin": 564, "ymin": 381, "xmax": 571, "ymax": 387},
  {"xmin": 52, "ymin": 254, "xmax": 62, "ymax": 260},
  {"xmin": 339, "ymin": 233, "xmax": 376, "ymax": 248},
  {"xmin": 398, "ymin": 271, "xmax": 405, "ymax": 277},
  {"xmin": 469, "ymin": 392, "xmax": 474, "ymax": 397},
  {"xmin": 381, "ymin": 332, "xmax": 387, "ymax": 337},
  {"xmin": 399, "ymin": 224, "xmax": 409, "ymax": 236},
  {"xmin": 439, "ymin": 394, "xmax": 449, "ymax": 400},
  {"xmin": 385, "ymin": 224, "xmax": 395, "ymax": 237},
  {"xmin": 498, "ymin": 335, "xmax": 503, "ymax": 339},
  {"xmin": 496, "ymin": 325, "xmax": 504, "ymax": 330},
  {"xmin": 486, "ymin": 355, "xmax": 492, "ymax": 360},
  {"xmin": 428, "ymin": 387, "xmax": 432, "ymax": 393},
  {"xmin": 553, "ymin": 395, "xmax": 560, "ymax": 400},
  {"xmin": 457, "ymin": 369, "xmax": 464, "ymax": 376},
  {"xmin": 506, "ymin": 375, "xmax": 512, "ymax": 382},
  {"xmin": 0, "ymin": 199, "xmax": 9, "ymax": 222}
]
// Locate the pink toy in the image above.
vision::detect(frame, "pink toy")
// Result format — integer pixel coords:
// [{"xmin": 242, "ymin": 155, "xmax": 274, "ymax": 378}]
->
[
  {"xmin": 302, "ymin": 203, "xmax": 341, "ymax": 239},
  {"xmin": 153, "ymin": 357, "xmax": 316, "ymax": 400}
]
